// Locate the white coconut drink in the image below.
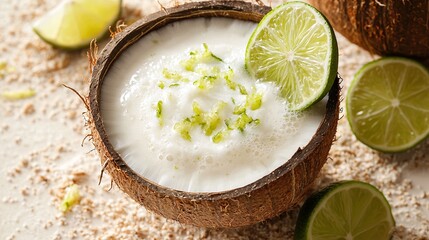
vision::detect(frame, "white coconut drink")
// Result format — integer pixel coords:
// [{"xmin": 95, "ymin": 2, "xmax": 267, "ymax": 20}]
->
[{"xmin": 89, "ymin": 1, "xmax": 340, "ymax": 228}]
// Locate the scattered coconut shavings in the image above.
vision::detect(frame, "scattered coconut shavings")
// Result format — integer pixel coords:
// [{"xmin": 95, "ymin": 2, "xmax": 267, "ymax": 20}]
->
[
  {"xmin": 1, "ymin": 89, "xmax": 36, "ymax": 100},
  {"xmin": 22, "ymin": 103, "xmax": 35, "ymax": 115}
]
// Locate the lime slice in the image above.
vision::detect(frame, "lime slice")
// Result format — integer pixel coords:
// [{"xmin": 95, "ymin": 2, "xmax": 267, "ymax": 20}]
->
[
  {"xmin": 245, "ymin": 2, "xmax": 338, "ymax": 111},
  {"xmin": 33, "ymin": 0, "xmax": 121, "ymax": 50},
  {"xmin": 295, "ymin": 181, "xmax": 395, "ymax": 240},
  {"xmin": 347, "ymin": 57, "xmax": 429, "ymax": 153}
]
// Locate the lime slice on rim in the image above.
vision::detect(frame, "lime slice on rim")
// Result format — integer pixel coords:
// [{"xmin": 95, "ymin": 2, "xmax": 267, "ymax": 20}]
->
[
  {"xmin": 245, "ymin": 2, "xmax": 338, "ymax": 111},
  {"xmin": 346, "ymin": 57, "xmax": 429, "ymax": 153},
  {"xmin": 33, "ymin": 0, "xmax": 121, "ymax": 50},
  {"xmin": 295, "ymin": 181, "xmax": 395, "ymax": 240}
]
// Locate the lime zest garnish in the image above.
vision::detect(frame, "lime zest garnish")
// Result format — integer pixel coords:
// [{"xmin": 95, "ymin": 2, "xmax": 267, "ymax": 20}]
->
[
  {"xmin": 234, "ymin": 112, "xmax": 254, "ymax": 132},
  {"xmin": 224, "ymin": 118, "xmax": 233, "ymax": 130},
  {"xmin": 162, "ymin": 43, "xmax": 265, "ymax": 143},
  {"xmin": 59, "ymin": 184, "xmax": 80, "ymax": 212},
  {"xmin": 212, "ymin": 129, "xmax": 230, "ymax": 143},
  {"xmin": 210, "ymin": 53, "xmax": 223, "ymax": 62},
  {"xmin": 180, "ymin": 43, "xmax": 223, "ymax": 71},
  {"xmin": 203, "ymin": 111, "xmax": 221, "ymax": 136},
  {"xmin": 174, "ymin": 118, "xmax": 192, "ymax": 141},
  {"xmin": 156, "ymin": 101, "xmax": 163, "ymax": 118},
  {"xmin": 223, "ymin": 67, "xmax": 236, "ymax": 90},
  {"xmin": 253, "ymin": 119, "xmax": 261, "ymax": 125},
  {"xmin": 191, "ymin": 101, "xmax": 205, "ymax": 125},
  {"xmin": 193, "ymin": 75, "xmax": 217, "ymax": 90},
  {"xmin": 202, "ymin": 101, "xmax": 225, "ymax": 136},
  {"xmin": 246, "ymin": 90, "xmax": 263, "ymax": 110},
  {"xmin": 156, "ymin": 100, "xmax": 163, "ymax": 126},
  {"xmin": 233, "ymin": 105, "xmax": 246, "ymax": 115},
  {"xmin": 158, "ymin": 81, "xmax": 165, "ymax": 89},
  {"xmin": 238, "ymin": 84, "xmax": 248, "ymax": 95},
  {"xmin": 174, "ymin": 101, "xmax": 226, "ymax": 141},
  {"xmin": 1, "ymin": 89, "xmax": 36, "ymax": 100},
  {"xmin": 162, "ymin": 68, "xmax": 189, "ymax": 82},
  {"xmin": 173, "ymin": 97, "xmax": 260, "ymax": 141},
  {"xmin": 232, "ymin": 88, "xmax": 263, "ymax": 115},
  {"xmin": 202, "ymin": 43, "xmax": 223, "ymax": 62},
  {"xmin": 192, "ymin": 101, "xmax": 203, "ymax": 116},
  {"xmin": 212, "ymin": 113, "xmax": 259, "ymax": 143},
  {"xmin": 196, "ymin": 66, "xmax": 221, "ymax": 76},
  {"xmin": 180, "ymin": 56, "xmax": 197, "ymax": 71}
]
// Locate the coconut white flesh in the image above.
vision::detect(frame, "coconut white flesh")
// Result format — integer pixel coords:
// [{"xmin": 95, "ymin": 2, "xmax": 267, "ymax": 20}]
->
[{"xmin": 101, "ymin": 18, "xmax": 327, "ymax": 193}]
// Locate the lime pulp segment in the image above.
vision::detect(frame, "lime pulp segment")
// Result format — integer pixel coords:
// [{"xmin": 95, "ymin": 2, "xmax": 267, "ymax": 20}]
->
[
  {"xmin": 245, "ymin": 2, "xmax": 338, "ymax": 111},
  {"xmin": 33, "ymin": 0, "xmax": 121, "ymax": 49},
  {"xmin": 346, "ymin": 57, "xmax": 429, "ymax": 152},
  {"xmin": 295, "ymin": 181, "xmax": 395, "ymax": 240}
]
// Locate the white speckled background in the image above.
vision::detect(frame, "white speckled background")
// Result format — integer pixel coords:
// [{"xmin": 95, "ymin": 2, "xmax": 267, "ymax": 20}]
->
[{"xmin": 1, "ymin": 0, "xmax": 428, "ymax": 239}]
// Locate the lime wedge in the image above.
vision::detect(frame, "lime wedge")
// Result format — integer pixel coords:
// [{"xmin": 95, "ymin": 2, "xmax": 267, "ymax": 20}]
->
[
  {"xmin": 245, "ymin": 2, "xmax": 338, "ymax": 111},
  {"xmin": 33, "ymin": 0, "xmax": 121, "ymax": 50},
  {"xmin": 295, "ymin": 181, "xmax": 395, "ymax": 240},
  {"xmin": 347, "ymin": 57, "xmax": 429, "ymax": 153}
]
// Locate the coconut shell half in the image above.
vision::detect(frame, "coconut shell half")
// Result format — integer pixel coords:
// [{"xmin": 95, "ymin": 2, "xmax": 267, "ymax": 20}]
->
[
  {"xmin": 89, "ymin": 0, "xmax": 340, "ymax": 228},
  {"xmin": 309, "ymin": 0, "xmax": 429, "ymax": 58}
]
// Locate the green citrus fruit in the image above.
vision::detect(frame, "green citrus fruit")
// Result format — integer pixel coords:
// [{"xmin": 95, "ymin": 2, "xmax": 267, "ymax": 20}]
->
[
  {"xmin": 33, "ymin": 0, "xmax": 121, "ymax": 50},
  {"xmin": 347, "ymin": 57, "xmax": 429, "ymax": 152},
  {"xmin": 245, "ymin": 2, "xmax": 338, "ymax": 111},
  {"xmin": 295, "ymin": 180, "xmax": 395, "ymax": 240}
]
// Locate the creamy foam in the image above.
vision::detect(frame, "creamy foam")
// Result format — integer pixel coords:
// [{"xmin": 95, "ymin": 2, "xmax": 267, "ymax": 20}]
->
[{"xmin": 101, "ymin": 18, "xmax": 327, "ymax": 192}]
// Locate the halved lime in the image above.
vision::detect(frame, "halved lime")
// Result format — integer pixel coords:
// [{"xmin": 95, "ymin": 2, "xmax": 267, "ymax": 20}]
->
[
  {"xmin": 33, "ymin": 0, "xmax": 121, "ymax": 50},
  {"xmin": 245, "ymin": 2, "xmax": 338, "ymax": 111},
  {"xmin": 295, "ymin": 181, "xmax": 395, "ymax": 240},
  {"xmin": 347, "ymin": 57, "xmax": 429, "ymax": 153}
]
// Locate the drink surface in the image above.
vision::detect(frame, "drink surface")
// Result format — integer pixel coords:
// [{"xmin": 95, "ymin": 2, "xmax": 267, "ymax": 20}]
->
[{"xmin": 101, "ymin": 18, "xmax": 326, "ymax": 192}]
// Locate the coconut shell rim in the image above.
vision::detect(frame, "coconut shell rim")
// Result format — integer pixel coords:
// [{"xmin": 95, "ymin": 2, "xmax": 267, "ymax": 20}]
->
[{"xmin": 89, "ymin": 0, "xmax": 340, "ymax": 201}]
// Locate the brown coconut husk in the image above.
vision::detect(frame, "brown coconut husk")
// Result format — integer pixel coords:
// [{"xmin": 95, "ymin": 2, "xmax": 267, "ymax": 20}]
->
[
  {"xmin": 308, "ymin": 0, "xmax": 429, "ymax": 58},
  {"xmin": 88, "ymin": 0, "xmax": 341, "ymax": 228}
]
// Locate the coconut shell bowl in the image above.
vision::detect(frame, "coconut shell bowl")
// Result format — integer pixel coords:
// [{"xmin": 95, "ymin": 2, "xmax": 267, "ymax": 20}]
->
[{"xmin": 89, "ymin": 0, "xmax": 340, "ymax": 229}]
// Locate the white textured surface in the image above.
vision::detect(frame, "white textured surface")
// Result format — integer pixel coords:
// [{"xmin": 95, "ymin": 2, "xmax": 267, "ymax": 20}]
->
[{"xmin": 1, "ymin": 0, "xmax": 429, "ymax": 239}]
